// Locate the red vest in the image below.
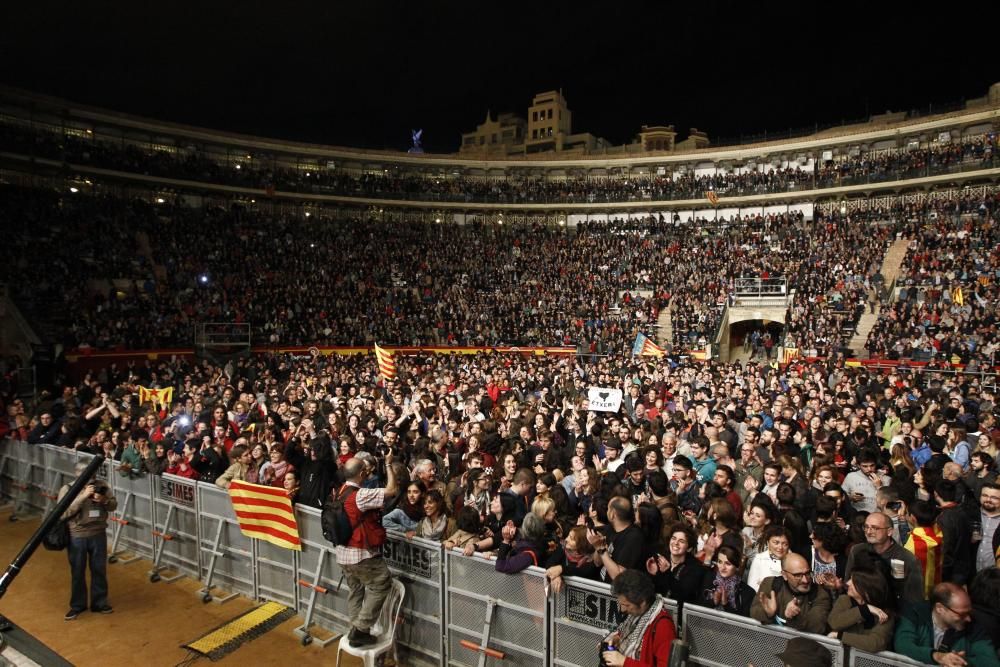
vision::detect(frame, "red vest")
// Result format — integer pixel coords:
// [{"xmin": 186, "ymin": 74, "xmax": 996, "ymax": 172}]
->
[{"xmin": 341, "ymin": 484, "xmax": 386, "ymax": 550}]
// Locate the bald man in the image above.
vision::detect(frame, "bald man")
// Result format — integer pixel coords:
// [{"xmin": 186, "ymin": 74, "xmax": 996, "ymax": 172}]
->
[
  {"xmin": 845, "ymin": 511, "xmax": 923, "ymax": 606},
  {"xmin": 751, "ymin": 552, "xmax": 831, "ymax": 634},
  {"xmin": 894, "ymin": 582, "xmax": 1000, "ymax": 667}
]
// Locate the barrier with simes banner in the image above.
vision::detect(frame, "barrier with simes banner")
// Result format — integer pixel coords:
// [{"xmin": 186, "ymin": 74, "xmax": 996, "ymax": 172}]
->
[
  {"xmin": 383, "ymin": 532, "xmax": 444, "ymax": 666},
  {"xmin": 148, "ymin": 472, "xmax": 202, "ymax": 583}
]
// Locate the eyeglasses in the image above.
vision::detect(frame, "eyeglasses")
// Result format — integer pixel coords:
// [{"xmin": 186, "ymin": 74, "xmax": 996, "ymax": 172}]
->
[
  {"xmin": 782, "ymin": 569, "xmax": 813, "ymax": 580},
  {"xmin": 941, "ymin": 604, "xmax": 972, "ymax": 619},
  {"xmin": 863, "ymin": 524, "xmax": 889, "ymax": 532}
]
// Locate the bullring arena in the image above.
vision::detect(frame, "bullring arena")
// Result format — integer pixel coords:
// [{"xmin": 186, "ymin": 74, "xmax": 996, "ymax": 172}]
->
[{"xmin": 0, "ymin": 38, "xmax": 999, "ymax": 667}]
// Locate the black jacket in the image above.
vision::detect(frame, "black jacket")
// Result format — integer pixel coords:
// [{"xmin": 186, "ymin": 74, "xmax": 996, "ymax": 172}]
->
[
  {"xmin": 290, "ymin": 436, "xmax": 339, "ymax": 508},
  {"xmin": 652, "ymin": 554, "xmax": 709, "ymax": 605},
  {"xmin": 937, "ymin": 504, "xmax": 973, "ymax": 585}
]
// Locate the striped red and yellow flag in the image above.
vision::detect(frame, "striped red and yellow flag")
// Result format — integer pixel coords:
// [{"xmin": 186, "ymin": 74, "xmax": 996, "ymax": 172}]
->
[
  {"xmin": 228, "ymin": 480, "xmax": 301, "ymax": 551},
  {"xmin": 374, "ymin": 343, "xmax": 397, "ymax": 380},
  {"xmin": 905, "ymin": 525, "xmax": 943, "ymax": 599},
  {"xmin": 705, "ymin": 190, "xmax": 719, "ymax": 206}
]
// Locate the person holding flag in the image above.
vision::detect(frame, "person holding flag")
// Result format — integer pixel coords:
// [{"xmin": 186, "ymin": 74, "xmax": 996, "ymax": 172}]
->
[
  {"xmin": 374, "ymin": 343, "xmax": 396, "ymax": 380},
  {"xmin": 632, "ymin": 332, "xmax": 665, "ymax": 358}
]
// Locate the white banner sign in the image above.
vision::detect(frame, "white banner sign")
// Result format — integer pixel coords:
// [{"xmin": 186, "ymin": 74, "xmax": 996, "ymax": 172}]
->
[{"xmin": 587, "ymin": 387, "xmax": 623, "ymax": 413}]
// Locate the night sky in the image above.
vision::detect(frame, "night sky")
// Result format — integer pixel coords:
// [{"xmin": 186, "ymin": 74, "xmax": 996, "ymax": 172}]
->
[{"xmin": 1, "ymin": 2, "xmax": 996, "ymax": 154}]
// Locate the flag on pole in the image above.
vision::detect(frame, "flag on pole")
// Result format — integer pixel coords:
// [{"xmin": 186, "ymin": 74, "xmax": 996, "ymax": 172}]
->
[
  {"xmin": 374, "ymin": 343, "xmax": 397, "ymax": 380},
  {"xmin": 952, "ymin": 287, "xmax": 963, "ymax": 306},
  {"xmin": 228, "ymin": 480, "xmax": 301, "ymax": 551},
  {"xmin": 632, "ymin": 332, "xmax": 665, "ymax": 358},
  {"xmin": 138, "ymin": 386, "xmax": 173, "ymax": 411},
  {"xmin": 705, "ymin": 190, "xmax": 720, "ymax": 206}
]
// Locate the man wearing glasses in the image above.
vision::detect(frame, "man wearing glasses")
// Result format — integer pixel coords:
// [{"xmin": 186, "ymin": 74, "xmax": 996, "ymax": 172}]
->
[
  {"xmin": 845, "ymin": 512, "xmax": 923, "ymax": 605},
  {"xmin": 750, "ymin": 552, "xmax": 831, "ymax": 634},
  {"xmin": 894, "ymin": 582, "xmax": 1000, "ymax": 667}
]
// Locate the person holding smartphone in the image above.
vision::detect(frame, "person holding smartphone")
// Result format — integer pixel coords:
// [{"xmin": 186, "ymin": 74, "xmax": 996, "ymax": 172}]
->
[{"xmin": 58, "ymin": 462, "xmax": 118, "ymax": 621}]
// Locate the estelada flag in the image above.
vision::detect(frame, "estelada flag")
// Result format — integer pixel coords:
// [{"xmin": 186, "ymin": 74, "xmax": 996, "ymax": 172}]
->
[
  {"xmin": 631, "ymin": 332, "xmax": 665, "ymax": 358},
  {"xmin": 374, "ymin": 343, "xmax": 397, "ymax": 380},
  {"xmin": 138, "ymin": 386, "xmax": 173, "ymax": 411},
  {"xmin": 228, "ymin": 481, "xmax": 301, "ymax": 551},
  {"xmin": 705, "ymin": 190, "xmax": 720, "ymax": 206}
]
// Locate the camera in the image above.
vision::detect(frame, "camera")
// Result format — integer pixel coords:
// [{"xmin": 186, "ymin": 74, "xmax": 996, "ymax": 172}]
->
[
  {"xmin": 599, "ymin": 641, "xmax": 617, "ymax": 666},
  {"xmin": 887, "ymin": 501, "xmax": 902, "ymax": 511}
]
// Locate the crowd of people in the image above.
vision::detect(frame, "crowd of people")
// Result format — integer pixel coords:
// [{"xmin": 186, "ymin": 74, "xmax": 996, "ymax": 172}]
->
[
  {"xmin": 0, "ymin": 119, "xmax": 995, "ymax": 204},
  {"xmin": 3, "ymin": 344, "xmax": 1000, "ymax": 662},
  {"xmin": 6, "ymin": 183, "xmax": 998, "ymax": 368},
  {"xmin": 865, "ymin": 201, "xmax": 1000, "ymax": 369}
]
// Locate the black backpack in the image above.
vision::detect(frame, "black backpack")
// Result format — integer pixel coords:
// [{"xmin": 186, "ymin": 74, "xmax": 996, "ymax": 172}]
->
[
  {"xmin": 321, "ymin": 485, "xmax": 358, "ymax": 546},
  {"xmin": 43, "ymin": 518, "xmax": 70, "ymax": 551}
]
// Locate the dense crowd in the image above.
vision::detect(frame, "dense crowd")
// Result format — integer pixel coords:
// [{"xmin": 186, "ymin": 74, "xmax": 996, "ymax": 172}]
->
[
  {"xmin": 0, "ymin": 120, "xmax": 995, "ymax": 204},
  {"xmin": 864, "ymin": 198, "xmax": 1000, "ymax": 368},
  {"xmin": 4, "ymin": 184, "xmax": 999, "ymax": 371},
  {"xmin": 4, "ymin": 347, "xmax": 1000, "ymax": 662}
]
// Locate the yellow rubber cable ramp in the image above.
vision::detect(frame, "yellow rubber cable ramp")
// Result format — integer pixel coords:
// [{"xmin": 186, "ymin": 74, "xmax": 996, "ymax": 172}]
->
[{"xmin": 180, "ymin": 601, "xmax": 297, "ymax": 662}]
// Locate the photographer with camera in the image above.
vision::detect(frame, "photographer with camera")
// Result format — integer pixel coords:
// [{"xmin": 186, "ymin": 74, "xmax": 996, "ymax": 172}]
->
[
  {"xmin": 57, "ymin": 461, "xmax": 118, "ymax": 621},
  {"xmin": 334, "ymin": 449, "xmax": 398, "ymax": 648},
  {"xmin": 600, "ymin": 569, "xmax": 675, "ymax": 667}
]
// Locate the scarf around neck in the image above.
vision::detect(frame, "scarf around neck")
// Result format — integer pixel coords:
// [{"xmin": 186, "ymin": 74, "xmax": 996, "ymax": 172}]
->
[{"xmin": 616, "ymin": 597, "xmax": 664, "ymax": 660}]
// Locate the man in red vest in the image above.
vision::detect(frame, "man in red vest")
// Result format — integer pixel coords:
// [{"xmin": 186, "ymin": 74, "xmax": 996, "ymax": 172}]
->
[{"xmin": 333, "ymin": 451, "xmax": 399, "ymax": 647}]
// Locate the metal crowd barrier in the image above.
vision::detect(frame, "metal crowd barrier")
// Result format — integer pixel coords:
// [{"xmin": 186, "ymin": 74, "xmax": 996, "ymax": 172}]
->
[
  {"xmin": 0, "ymin": 440, "xmax": 948, "ymax": 666},
  {"xmin": 292, "ymin": 504, "xmax": 353, "ymax": 646},
  {"xmin": 108, "ymin": 465, "xmax": 155, "ymax": 563},
  {"xmin": 683, "ymin": 604, "xmax": 845, "ymax": 667},
  {"xmin": 849, "ymin": 649, "xmax": 931, "ymax": 667},
  {"xmin": 36, "ymin": 444, "xmax": 82, "ymax": 513},
  {"xmin": 384, "ymin": 532, "xmax": 445, "ymax": 666},
  {"xmin": 445, "ymin": 548, "xmax": 549, "ymax": 666},
  {"xmin": 195, "ymin": 481, "xmax": 252, "ymax": 598}
]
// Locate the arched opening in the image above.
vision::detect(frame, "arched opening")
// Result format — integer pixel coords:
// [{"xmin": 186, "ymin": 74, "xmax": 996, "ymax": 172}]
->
[{"xmin": 726, "ymin": 318, "xmax": 784, "ymax": 363}]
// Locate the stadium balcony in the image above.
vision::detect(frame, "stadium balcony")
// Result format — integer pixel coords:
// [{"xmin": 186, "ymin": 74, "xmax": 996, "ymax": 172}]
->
[{"xmin": 1, "ymin": 86, "xmax": 999, "ymax": 218}]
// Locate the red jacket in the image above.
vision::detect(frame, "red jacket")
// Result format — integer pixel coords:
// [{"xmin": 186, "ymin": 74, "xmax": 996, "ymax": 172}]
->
[{"xmin": 623, "ymin": 610, "xmax": 675, "ymax": 667}]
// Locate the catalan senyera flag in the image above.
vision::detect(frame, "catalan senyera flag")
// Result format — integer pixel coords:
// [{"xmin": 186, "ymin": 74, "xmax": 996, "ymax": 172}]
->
[
  {"xmin": 783, "ymin": 347, "xmax": 800, "ymax": 364},
  {"xmin": 952, "ymin": 287, "xmax": 964, "ymax": 306},
  {"xmin": 705, "ymin": 190, "xmax": 720, "ymax": 206},
  {"xmin": 374, "ymin": 343, "xmax": 397, "ymax": 380},
  {"xmin": 632, "ymin": 332, "xmax": 665, "ymax": 358},
  {"xmin": 228, "ymin": 481, "xmax": 301, "ymax": 551},
  {"xmin": 904, "ymin": 525, "xmax": 943, "ymax": 600},
  {"xmin": 138, "ymin": 386, "xmax": 173, "ymax": 411}
]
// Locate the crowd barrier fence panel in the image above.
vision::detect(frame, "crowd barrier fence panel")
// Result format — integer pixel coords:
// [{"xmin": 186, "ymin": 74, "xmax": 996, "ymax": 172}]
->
[
  {"xmin": 35, "ymin": 444, "xmax": 78, "ymax": 513},
  {"xmin": 255, "ymin": 530, "xmax": 298, "ymax": 610},
  {"xmin": 683, "ymin": 604, "xmax": 846, "ymax": 667},
  {"xmin": 147, "ymin": 472, "xmax": 201, "ymax": 583},
  {"xmin": 21, "ymin": 443, "xmax": 48, "ymax": 516},
  {"xmin": 445, "ymin": 549, "xmax": 549, "ymax": 667},
  {"xmin": 105, "ymin": 467, "xmax": 155, "ymax": 563},
  {"xmin": 383, "ymin": 531, "xmax": 445, "ymax": 666},
  {"xmin": 0, "ymin": 438, "xmax": 23, "ymax": 508},
  {"xmin": 196, "ymin": 481, "xmax": 254, "ymax": 599},
  {"xmin": 849, "ymin": 649, "xmax": 933, "ymax": 667},
  {"xmin": 551, "ymin": 576, "xmax": 680, "ymax": 667},
  {"xmin": 293, "ymin": 505, "xmax": 354, "ymax": 642}
]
